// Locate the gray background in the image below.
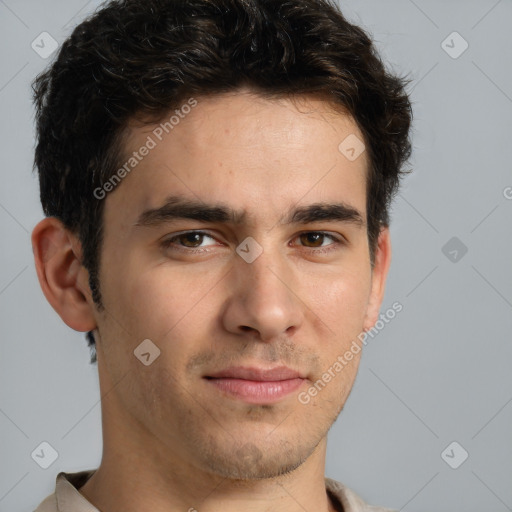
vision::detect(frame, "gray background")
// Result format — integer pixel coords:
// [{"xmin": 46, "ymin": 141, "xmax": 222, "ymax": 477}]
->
[{"xmin": 1, "ymin": 0, "xmax": 511, "ymax": 511}]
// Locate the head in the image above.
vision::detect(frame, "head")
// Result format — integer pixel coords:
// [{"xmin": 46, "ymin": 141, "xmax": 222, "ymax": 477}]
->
[{"xmin": 31, "ymin": 0, "xmax": 412, "ymax": 481}]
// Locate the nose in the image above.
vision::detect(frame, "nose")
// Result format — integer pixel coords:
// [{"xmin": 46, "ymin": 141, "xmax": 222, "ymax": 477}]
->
[{"xmin": 221, "ymin": 245, "xmax": 304, "ymax": 342}]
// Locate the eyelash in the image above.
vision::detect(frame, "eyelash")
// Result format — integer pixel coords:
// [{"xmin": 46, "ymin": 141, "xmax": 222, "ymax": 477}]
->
[{"xmin": 160, "ymin": 230, "xmax": 345, "ymax": 255}]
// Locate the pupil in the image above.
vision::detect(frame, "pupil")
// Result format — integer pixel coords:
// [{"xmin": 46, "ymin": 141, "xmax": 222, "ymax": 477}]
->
[
  {"xmin": 304, "ymin": 233, "xmax": 322, "ymax": 246},
  {"xmin": 183, "ymin": 233, "xmax": 201, "ymax": 246}
]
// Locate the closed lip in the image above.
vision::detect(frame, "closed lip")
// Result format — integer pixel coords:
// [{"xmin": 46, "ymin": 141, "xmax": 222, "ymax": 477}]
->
[{"xmin": 205, "ymin": 366, "xmax": 305, "ymax": 381}]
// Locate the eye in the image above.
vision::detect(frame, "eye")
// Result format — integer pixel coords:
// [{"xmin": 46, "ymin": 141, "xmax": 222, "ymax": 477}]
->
[
  {"xmin": 293, "ymin": 231, "xmax": 344, "ymax": 253},
  {"xmin": 161, "ymin": 231, "xmax": 217, "ymax": 252},
  {"xmin": 160, "ymin": 230, "xmax": 345, "ymax": 255}
]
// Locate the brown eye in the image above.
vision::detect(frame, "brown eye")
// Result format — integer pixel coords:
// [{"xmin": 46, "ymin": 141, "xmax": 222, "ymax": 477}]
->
[
  {"xmin": 293, "ymin": 231, "xmax": 345, "ymax": 255},
  {"xmin": 298, "ymin": 232, "xmax": 342, "ymax": 248},
  {"xmin": 299, "ymin": 232, "xmax": 326, "ymax": 247},
  {"xmin": 175, "ymin": 232, "xmax": 205, "ymax": 247},
  {"xmin": 161, "ymin": 231, "xmax": 218, "ymax": 251}
]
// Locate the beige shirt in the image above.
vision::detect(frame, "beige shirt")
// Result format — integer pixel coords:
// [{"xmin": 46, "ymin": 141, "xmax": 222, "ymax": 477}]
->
[{"xmin": 33, "ymin": 470, "xmax": 397, "ymax": 512}]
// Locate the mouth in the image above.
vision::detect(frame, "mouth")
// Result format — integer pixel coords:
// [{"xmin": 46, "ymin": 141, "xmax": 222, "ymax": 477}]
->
[{"xmin": 204, "ymin": 366, "xmax": 306, "ymax": 404}]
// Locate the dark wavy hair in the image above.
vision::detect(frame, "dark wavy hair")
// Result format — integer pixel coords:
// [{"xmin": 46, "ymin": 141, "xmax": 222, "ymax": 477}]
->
[{"xmin": 31, "ymin": 0, "xmax": 413, "ymax": 364}]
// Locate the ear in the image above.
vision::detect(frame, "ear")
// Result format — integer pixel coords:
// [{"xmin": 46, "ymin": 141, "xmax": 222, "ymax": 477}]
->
[
  {"xmin": 362, "ymin": 226, "xmax": 392, "ymax": 332},
  {"xmin": 31, "ymin": 217, "xmax": 97, "ymax": 332}
]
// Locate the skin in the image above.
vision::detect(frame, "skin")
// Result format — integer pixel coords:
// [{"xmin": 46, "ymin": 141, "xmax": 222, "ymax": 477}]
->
[{"xmin": 32, "ymin": 89, "xmax": 391, "ymax": 512}]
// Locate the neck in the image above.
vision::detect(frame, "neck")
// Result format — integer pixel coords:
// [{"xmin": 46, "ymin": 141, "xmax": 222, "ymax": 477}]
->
[{"xmin": 79, "ymin": 438, "xmax": 336, "ymax": 512}]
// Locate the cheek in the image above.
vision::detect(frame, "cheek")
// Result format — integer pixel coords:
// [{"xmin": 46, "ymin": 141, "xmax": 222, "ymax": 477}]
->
[
  {"xmin": 102, "ymin": 243, "xmax": 172, "ymax": 321},
  {"xmin": 116, "ymin": 262, "xmax": 217, "ymax": 345},
  {"xmin": 306, "ymin": 268, "xmax": 372, "ymax": 338},
  {"xmin": 300, "ymin": 270, "xmax": 369, "ymax": 399}
]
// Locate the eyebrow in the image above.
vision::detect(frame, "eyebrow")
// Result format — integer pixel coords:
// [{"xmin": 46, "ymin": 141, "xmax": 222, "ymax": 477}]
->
[{"xmin": 135, "ymin": 195, "xmax": 365, "ymax": 229}]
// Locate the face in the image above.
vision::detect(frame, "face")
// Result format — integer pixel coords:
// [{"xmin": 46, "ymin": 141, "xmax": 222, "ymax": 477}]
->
[{"xmin": 91, "ymin": 89, "xmax": 389, "ymax": 480}]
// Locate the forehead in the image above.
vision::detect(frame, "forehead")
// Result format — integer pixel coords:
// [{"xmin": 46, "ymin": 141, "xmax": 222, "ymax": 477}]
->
[{"xmin": 105, "ymin": 91, "xmax": 369, "ymax": 228}]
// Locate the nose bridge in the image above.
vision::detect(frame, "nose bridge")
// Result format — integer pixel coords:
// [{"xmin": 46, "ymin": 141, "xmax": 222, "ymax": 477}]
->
[{"xmin": 241, "ymin": 245, "xmax": 287, "ymax": 299}]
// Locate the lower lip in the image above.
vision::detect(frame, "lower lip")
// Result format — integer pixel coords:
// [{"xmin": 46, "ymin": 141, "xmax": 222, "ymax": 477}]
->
[{"xmin": 206, "ymin": 377, "xmax": 304, "ymax": 404}]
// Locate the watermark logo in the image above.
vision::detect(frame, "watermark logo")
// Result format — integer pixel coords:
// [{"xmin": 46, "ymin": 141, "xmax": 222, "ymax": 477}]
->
[
  {"xmin": 442, "ymin": 236, "xmax": 468, "ymax": 263},
  {"xmin": 31, "ymin": 441, "xmax": 59, "ymax": 469},
  {"xmin": 31, "ymin": 32, "xmax": 58, "ymax": 59},
  {"xmin": 338, "ymin": 134, "xmax": 366, "ymax": 161},
  {"xmin": 134, "ymin": 339, "xmax": 161, "ymax": 366},
  {"xmin": 441, "ymin": 441, "xmax": 469, "ymax": 469},
  {"xmin": 298, "ymin": 301, "xmax": 403, "ymax": 404},
  {"xmin": 441, "ymin": 31, "xmax": 469, "ymax": 60},
  {"xmin": 236, "ymin": 237, "xmax": 264, "ymax": 263},
  {"xmin": 93, "ymin": 98, "xmax": 198, "ymax": 200}
]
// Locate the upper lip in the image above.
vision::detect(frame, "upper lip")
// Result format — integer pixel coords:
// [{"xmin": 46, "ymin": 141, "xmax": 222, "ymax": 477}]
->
[{"xmin": 206, "ymin": 366, "xmax": 304, "ymax": 381}]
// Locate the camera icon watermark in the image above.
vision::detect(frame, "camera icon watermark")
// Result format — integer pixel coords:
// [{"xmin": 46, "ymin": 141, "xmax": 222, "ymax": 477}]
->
[
  {"xmin": 236, "ymin": 442, "xmax": 263, "ymax": 463},
  {"xmin": 338, "ymin": 134, "xmax": 366, "ymax": 162},
  {"xmin": 442, "ymin": 236, "xmax": 468, "ymax": 263},
  {"xmin": 134, "ymin": 339, "xmax": 161, "ymax": 366},
  {"xmin": 31, "ymin": 441, "xmax": 59, "ymax": 469},
  {"xmin": 31, "ymin": 32, "xmax": 59, "ymax": 59},
  {"xmin": 236, "ymin": 237, "xmax": 263, "ymax": 263},
  {"xmin": 441, "ymin": 441, "xmax": 468, "ymax": 469},
  {"xmin": 441, "ymin": 31, "xmax": 469, "ymax": 59}
]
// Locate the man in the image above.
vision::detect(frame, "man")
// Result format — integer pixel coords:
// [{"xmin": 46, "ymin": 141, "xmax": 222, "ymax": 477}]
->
[{"xmin": 31, "ymin": 0, "xmax": 412, "ymax": 510}]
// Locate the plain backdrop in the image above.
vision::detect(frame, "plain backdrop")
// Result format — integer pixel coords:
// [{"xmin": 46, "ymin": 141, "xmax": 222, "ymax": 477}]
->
[{"xmin": 0, "ymin": 1, "xmax": 511, "ymax": 511}]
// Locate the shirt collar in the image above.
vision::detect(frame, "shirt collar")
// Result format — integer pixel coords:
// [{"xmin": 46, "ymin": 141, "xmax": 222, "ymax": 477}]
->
[
  {"xmin": 53, "ymin": 470, "xmax": 389, "ymax": 512},
  {"xmin": 55, "ymin": 471, "xmax": 98, "ymax": 512}
]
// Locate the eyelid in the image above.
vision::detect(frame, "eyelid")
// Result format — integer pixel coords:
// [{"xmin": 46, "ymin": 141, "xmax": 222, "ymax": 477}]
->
[
  {"xmin": 293, "ymin": 231, "xmax": 347, "ymax": 254},
  {"xmin": 159, "ymin": 230, "xmax": 219, "ymax": 251},
  {"xmin": 160, "ymin": 229, "xmax": 346, "ymax": 253},
  {"xmin": 295, "ymin": 230, "xmax": 347, "ymax": 245}
]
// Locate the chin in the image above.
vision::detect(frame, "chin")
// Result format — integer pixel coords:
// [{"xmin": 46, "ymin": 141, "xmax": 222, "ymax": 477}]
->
[{"xmin": 198, "ymin": 436, "xmax": 320, "ymax": 481}]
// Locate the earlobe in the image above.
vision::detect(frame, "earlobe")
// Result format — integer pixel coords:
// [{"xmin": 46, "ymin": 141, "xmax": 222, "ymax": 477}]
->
[
  {"xmin": 31, "ymin": 217, "xmax": 97, "ymax": 332},
  {"xmin": 362, "ymin": 226, "xmax": 392, "ymax": 332}
]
